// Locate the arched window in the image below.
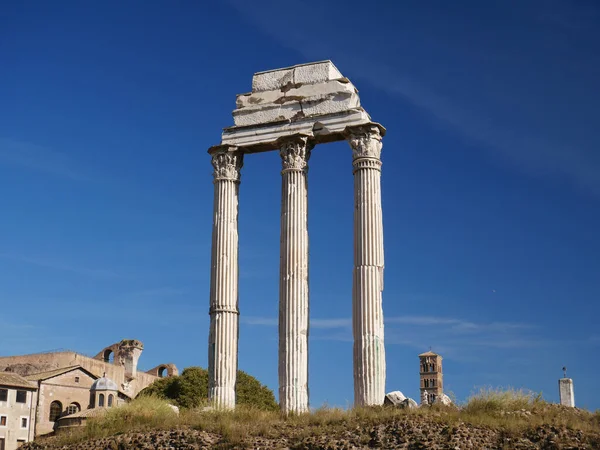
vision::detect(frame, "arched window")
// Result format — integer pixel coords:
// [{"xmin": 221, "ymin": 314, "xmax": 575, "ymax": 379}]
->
[
  {"xmin": 108, "ymin": 394, "xmax": 114, "ymax": 407},
  {"xmin": 49, "ymin": 401, "xmax": 63, "ymax": 422},
  {"xmin": 66, "ymin": 403, "xmax": 80, "ymax": 415},
  {"xmin": 158, "ymin": 366, "xmax": 168, "ymax": 378},
  {"xmin": 98, "ymin": 394, "xmax": 105, "ymax": 407},
  {"xmin": 103, "ymin": 349, "xmax": 114, "ymax": 363}
]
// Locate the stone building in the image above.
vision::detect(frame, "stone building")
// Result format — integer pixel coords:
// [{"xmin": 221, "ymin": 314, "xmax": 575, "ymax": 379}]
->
[
  {"xmin": 0, "ymin": 339, "xmax": 177, "ymax": 436},
  {"xmin": 55, "ymin": 374, "xmax": 122, "ymax": 432},
  {"xmin": 25, "ymin": 366, "xmax": 98, "ymax": 435},
  {"xmin": 419, "ymin": 350, "xmax": 443, "ymax": 405},
  {"xmin": 0, "ymin": 372, "xmax": 37, "ymax": 450}
]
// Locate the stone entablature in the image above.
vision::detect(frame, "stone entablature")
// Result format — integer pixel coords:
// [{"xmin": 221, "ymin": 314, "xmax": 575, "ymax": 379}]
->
[
  {"xmin": 207, "ymin": 61, "xmax": 387, "ymax": 413},
  {"xmin": 218, "ymin": 61, "xmax": 383, "ymax": 153}
]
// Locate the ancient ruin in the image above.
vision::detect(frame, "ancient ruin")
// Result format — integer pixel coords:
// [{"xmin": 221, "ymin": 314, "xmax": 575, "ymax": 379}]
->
[{"xmin": 207, "ymin": 61, "xmax": 386, "ymax": 413}]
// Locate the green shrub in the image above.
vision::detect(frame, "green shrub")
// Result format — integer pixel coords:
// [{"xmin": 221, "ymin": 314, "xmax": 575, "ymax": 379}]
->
[{"xmin": 138, "ymin": 367, "xmax": 277, "ymax": 411}]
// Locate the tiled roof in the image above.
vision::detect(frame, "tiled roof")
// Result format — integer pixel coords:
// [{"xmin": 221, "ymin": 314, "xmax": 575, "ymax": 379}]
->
[
  {"xmin": 0, "ymin": 372, "xmax": 37, "ymax": 389},
  {"xmin": 58, "ymin": 407, "xmax": 107, "ymax": 420},
  {"xmin": 418, "ymin": 351, "xmax": 440, "ymax": 357},
  {"xmin": 25, "ymin": 365, "xmax": 97, "ymax": 382}
]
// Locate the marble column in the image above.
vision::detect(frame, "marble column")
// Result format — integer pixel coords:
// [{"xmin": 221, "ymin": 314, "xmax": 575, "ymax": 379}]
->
[
  {"xmin": 208, "ymin": 145, "xmax": 244, "ymax": 409},
  {"xmin": 346, "ymin": 124, "xmax": 386, "ymax": 406},
  {"xmin": 278, "ymin": 134, "xmax": 313, "ymax": 414}
]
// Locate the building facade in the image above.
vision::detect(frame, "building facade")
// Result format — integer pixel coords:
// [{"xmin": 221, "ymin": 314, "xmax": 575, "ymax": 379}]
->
[
  {"xmin": 25, "ymin": 366, "xmax": 98, "ymax": 436},
  {"xmin": 0, "ymin": 339, "xmax": 177, "ymax": 436},
  {"xmin": 419, "ymin": 351, "xmax": 443, "ymax": 405},
  {"xmin": 0, "ymin": 373, "xmax": 37, "ymax": 450}
]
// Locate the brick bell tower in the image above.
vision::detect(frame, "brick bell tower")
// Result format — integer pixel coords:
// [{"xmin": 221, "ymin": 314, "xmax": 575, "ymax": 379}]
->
[{"xmin": 419, "ymin": 350, "xmax": 443, "ymax": 405}]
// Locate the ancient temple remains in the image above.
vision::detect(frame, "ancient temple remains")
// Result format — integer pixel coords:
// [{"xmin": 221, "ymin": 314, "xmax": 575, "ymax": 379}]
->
[{"xmin": 207, "ymin": 61, "xmax": 386, "ymax": 413}]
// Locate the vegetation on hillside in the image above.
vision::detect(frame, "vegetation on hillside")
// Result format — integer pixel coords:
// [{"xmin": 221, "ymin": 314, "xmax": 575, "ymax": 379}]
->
[
  {"xmin": 30, "ymin": 387, "xmax": 600, "ymax": 449},
  {"xmin": 137, "ymin": 366, "xmax": 278, "ymax": 411}
]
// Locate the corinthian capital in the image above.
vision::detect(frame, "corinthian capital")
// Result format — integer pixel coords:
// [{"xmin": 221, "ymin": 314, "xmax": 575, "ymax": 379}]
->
[
  {"xmin": 345, "ymin": 124, "xmax": 384, "ymax": 160},
  {"xmin": 209, "ymin": 145, "xmax": 244, "ymax": 182},
  {"xmin": 278, "ymin": 135, "xmax": 314, "ymax": 172}
]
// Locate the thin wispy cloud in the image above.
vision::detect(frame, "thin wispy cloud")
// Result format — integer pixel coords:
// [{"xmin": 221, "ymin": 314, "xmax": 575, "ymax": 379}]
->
[
  {"xmin": 227, "ymin": 0, "xmax": 600, "ymax": 197},
  {"xmin": 0, "ymin": 253, "xmax": 119, "ymax": 278},
  {"xmin": 242, "ymin": 314, "xmax": 537, "ymax": 353},
  {"xmin": 0, "ymin": 138, "xmax": 92, "ymax": 182}
]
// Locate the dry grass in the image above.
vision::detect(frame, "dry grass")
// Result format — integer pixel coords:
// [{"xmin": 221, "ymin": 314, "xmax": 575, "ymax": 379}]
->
[{"xmin": 48, "ymin": 389, "xmax": 600, "ymax": 447}]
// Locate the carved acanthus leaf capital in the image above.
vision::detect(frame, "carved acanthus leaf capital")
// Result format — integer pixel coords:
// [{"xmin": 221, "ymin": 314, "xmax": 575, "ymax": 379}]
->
[
  {"xmin": 278, "ymin": 135, "xmax": 314, "ymax": 172},
  {"xmin": 210, "ymin": 146, "xmax": 244, "ymax": 182},
  {"xmin": 346, "ymin": 125, "xmax": 383, "ymax": 160}
]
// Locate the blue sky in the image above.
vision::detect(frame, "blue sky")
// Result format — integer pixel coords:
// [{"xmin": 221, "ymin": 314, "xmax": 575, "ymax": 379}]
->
[{"xmin": 1, "ymin": 0, "xmax": 599, "ymax": 410}]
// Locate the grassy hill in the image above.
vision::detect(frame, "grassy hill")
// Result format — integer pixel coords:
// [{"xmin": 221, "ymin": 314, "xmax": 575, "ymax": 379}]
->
[{"xmin": 23, "ymin": 389, "xmax": 600, "ymax": 449}]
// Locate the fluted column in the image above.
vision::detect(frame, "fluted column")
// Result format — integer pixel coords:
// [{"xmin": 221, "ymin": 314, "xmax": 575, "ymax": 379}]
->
[
  {"xmin": 346, "ymin": 124, "xmax": 386, "ymax": 406},
  {"xmin": 278, "ymin": 134, "xmax": 313, "ymax": 414},
  {"xmin": 208, "ymin": 145, "xmax": 244, "ymax": 409}
]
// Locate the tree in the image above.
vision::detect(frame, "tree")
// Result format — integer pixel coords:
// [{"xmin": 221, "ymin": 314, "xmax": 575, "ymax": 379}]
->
[{"xmin": 138, "ymin": 367, "xmax": 277, "ymax": 411}]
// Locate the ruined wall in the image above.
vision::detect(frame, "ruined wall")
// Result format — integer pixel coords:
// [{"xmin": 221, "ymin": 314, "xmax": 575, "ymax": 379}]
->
[
  {"xmin": 33, "ymin": 368, "xmax": 95, "ymax": 436},
  {"xmin": 0, "ymin": 352, "xmax": 161, "ymax": 399},
  {"xmin": 145, "ymin": 363, "xmax": 179, "ymax": 378}
]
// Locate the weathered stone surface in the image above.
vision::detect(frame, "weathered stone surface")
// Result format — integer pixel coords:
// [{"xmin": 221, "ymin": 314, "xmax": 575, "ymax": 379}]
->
[
  {"xmin": 437, "ymin": 393, "xmax": 453, "ymax": 406},
  {"xmin": 233, "ymin": 79, "xmax": 360, "ymax": 126},
  {"xmin": 215, "ymin": 61, "xmax": 382, "ymax": 153},
  {"xmin": 252, "ymin": 61, "xmax": 343, "ymax": 92},
  {"xmin": 278, "ymin": 135, "xmax": 312, "ymax": 414},
  {"xmin": 348, "ymin": 124, "xmax": 386, "ymax": 407},
  {"xmin": 384, "ymin": 391, "xmax": 406, "ymax": 406},
  {"xmin": 559, "ymin": 378, "xmax": 575, "ymax": 407},
  {"xmin": 222, "ymin": 109, "xmax": 375, "ymax": 151},
  {"xmin": 207, "ymin": 146, "xmax": 244, "ymax": 409},
  {"xmin": 404, "ymin": 397, "xmax": 419, "ymax": 408}
]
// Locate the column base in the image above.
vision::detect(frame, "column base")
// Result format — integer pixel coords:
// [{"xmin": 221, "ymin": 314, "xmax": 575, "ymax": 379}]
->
[
  {"xmin": 279, "ymin": 385, "xmax": 309, "ymax": 414},
  {"xmin": 209, "ymin": 386, "xmax": 236, "ymax": 410}
]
